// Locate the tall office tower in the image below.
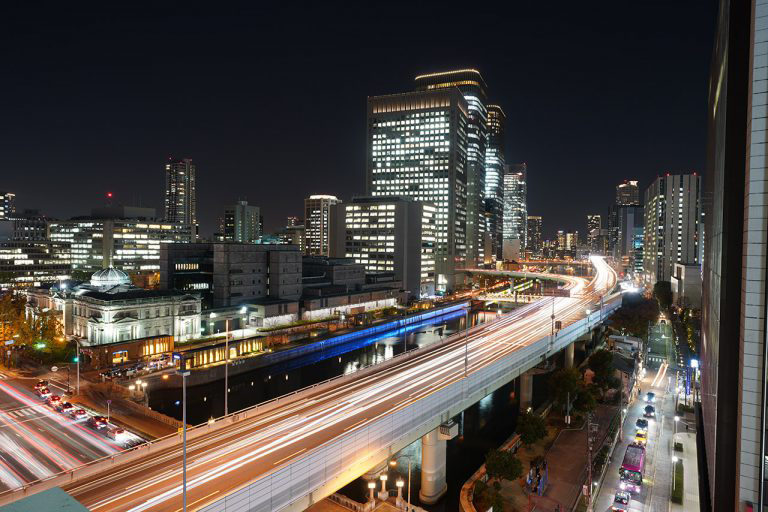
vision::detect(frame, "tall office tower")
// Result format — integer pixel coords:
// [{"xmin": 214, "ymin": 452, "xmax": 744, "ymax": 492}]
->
[
  {"xmin": 502, "ymin": 164, "xmax": 527, "ymax": 247},
  {"xmin": 366, "ymin": 89, "xmax": 469, "ymax": 294},
  {"xmin": 556, "ymin": 230, "xmax": 566, "ymax": 250},
  {"xmin": 526, "ymin": 216, "xmax": 542, "ymax": 255},
  {"xmin": 484, "ymin": 105, "xmax": 506, "ymax": 260},
  {"xmin": 565, "ymin": 231, "xmax": 579, "ymax": 250},
  {"xmin": 164, "ymin": 158, "xmax": 198, "ymax": 237},
  {"xmin": 616, "ymin": 180, "xmax": 640, "ymax": 205},
  {"xmin": 286, "ymin": 216, "xmax": 300, "ymax": 228},
  {"xmin": 304, "ymin": 195, "xmax": 340, "ymax": 256},
  {"xmin": 586, "ymin": 214, "xmax": 602, "ymax": 252},
  {"xmin": 616, "ymin": 205, "xmax": 644, "ymax": 275},
  {"xmin": 609, "ymin": 179, "xmax": 641, "ymax": 255},
  {"xmin": 0, "ymin": 192, "xmax": 15, "ymax": 220},
  {"xmin": 222, "ymin": 201, "xmax": 261, "ymax": 243},
  {"xmin": 642, "ymin": 174, "xmax": 702, "ymax": 283},
  {"xmin": 415, "ymin": 69, "xmax": 487, "ymax": 266},
  {"xmin": 700, "ymin": 2, "xmax": 767, "ymax": 510},
  {"xmin": 330, "ymin": 197, "xmax": 436, "ymax": 298}
]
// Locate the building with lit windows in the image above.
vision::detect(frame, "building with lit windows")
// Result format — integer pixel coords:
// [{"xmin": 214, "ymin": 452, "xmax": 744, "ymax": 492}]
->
[
  {"xmin": 642, "ymin": 173, "xmax": 701, "ymax": 283},
  {"xmin": 616, "ymin": 180, "xmax": 640, "ymax": 205},
  {"xmin": 526, "ymin": 216, "xmax": 542, "ymax": 255},
  {"xmin": 49, "ymin": 207, "xmax": 193, "ymax": 274},
  {"xmin": 484, "ymin": 105, "xmax": 505, "ymax": 261},
  {"xmin": 304, "ymin": 195, "xmax": 340, "ymax": 256},
  {"xmin": 610, "ymin": 179, "xmax": 641, "ymax": 254},
  {"xmin": 615, "ymin": 205, "xmax": 644, "ymax": 275},
  {"xmin": 0, "ymin": 192, "xmax": 15, "ymax": 220},
  {"xmin": 164, "ymin": 158, "xmax": 197, "ymax": 237},
  {"xmin": 366, "ymin": 88, "xmax": 469, "ymax": 294},
  {"xmin": 586, "ymin": 214, "xmax": 602, "ymax": 252},
  {"xmin": 26, "ymin": 267, "xmax": 201, "ymax": 345},
  {"xmin": 330, "ymin": 196, "xmax": 436, "ymax": 298},
  {"xmin": 415, "ymin": 69, "xmax": 487, "ymax": 266},
  {"xmin": 0, "ymin": 240, "xmax": 71, "ymax": 290},
  {"xmin": 502, "ymin": 163, "xmax": 527, "ymax": 247},
  {"xmin": 278, "ymin": 225, "xmax": 306, "ymax": 253},
  {"xmin": 222, "ymin": 201, "xmax": 261, "ymax": 243}
]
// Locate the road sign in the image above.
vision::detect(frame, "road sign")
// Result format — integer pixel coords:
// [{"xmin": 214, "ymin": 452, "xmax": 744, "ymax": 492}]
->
[{"xmin": 51, "ymin": 366, "xmax": 58, "ymax": 372}]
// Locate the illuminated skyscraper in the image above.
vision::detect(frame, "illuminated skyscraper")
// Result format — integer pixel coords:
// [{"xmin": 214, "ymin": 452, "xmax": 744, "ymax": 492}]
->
[
  {"xmin": 484, "ymin": 105, "xmax": 505, "ymax": 260},
  {"xmin": 304, "ymin": 195, "xmax": 340, "ymax": 256},
  {"xmin": 616, "ymin": 180, "xmax": 640, "ymax": 205},
  {"xmin": 0, "ymin": 192, "xmax": 15, "ymax": 220},
  {"xmin": 642, "ymin": 173, "xmax": 701, "ymax": 283},
  {"xmin": 415, "ymin": 69, "xmax": 487, "ymax": 266},
  {"xmin": 586, "ymin": 214, "xmax": 602, "ymax": 251},
  {"xmin": 164, "ymin": 158, "xmax": 197, "ymax": 237},
  {"xmin": 222, "ymin": 201, "xmax": 261, "ymax": 243},
  {"xmin": 366, "ymin": 89, "xmax": 469, "ymax": 293},
  {"xmin": 503, "ymin": 164, "xmax": 527, "ymax": 247},
  {"xmin": 526, "ymin": 216, "xmax": 542, "ymax": 255}
]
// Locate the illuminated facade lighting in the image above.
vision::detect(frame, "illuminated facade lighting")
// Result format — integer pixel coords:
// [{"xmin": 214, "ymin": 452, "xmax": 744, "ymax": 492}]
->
[
  {"xmin": 164, "ymin": 158, "xmax": 198, "ymax": 238},
  {"xmin": 503, "ymin": 164, "xmax": 527, "ymax": 248},
  {"xmin": 304, "ymin": 195, "xmax": 341, "ymax": 256}
]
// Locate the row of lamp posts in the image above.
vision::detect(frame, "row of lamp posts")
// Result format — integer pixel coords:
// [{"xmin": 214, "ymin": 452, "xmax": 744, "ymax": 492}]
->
[{"xmin": 367, "ymin": 456, "xmax": 412, "ymax": 509}]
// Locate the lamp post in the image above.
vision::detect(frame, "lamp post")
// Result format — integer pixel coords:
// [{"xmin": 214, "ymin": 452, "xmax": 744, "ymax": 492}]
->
[
  {"xmin": 106, "ymin": 399, "xmax": 111, "ymax": 423},
  {"xmin": 175, "ymin": 353, "xmax": 190, "ymax": 512},
  {"xmin": 390, "ymin": 456, "xmax": 412, "ymax": 509},
  {"xmin": 464, "ymin": 305, "xmax": 471, "ymax": 377},
  {"xmin": 379, "ymin": 474, "xmax": 388, "ymax": 500},
  {"xmin": 672, "ymin": 455, "xmax": 679, "ymax": 491},
  {"xmin": 75, "ymin": 341, "xmax": 80, "ymax": 395},
  {"xmin": 396, "ymin": 479, "xmax": 404, "ymax": 502},
  {"xmin": 674, "ymin": 415, "xmax": 680, "ymax": 435},
  {"xmin": 367, "ymin": 481, "xmax": 376, "ymax": 503},
  {"xmin": 586, "ymin": 309, "xmax": 592, "ymax": 339},
  {"xmin": 141, "ymin": 381, "xmax": 148, "ymax": 405}
]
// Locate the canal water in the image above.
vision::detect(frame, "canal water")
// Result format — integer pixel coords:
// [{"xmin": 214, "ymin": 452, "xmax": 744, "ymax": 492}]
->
[{"xmin": 148, "ymin": 304, "xmax": 552, "ymax": 510}]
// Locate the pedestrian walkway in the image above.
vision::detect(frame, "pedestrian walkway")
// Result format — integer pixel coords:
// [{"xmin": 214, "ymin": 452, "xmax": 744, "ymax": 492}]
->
[{"xmin": 670, "ymin": 432, "xmax": 699, "ymax": 511}]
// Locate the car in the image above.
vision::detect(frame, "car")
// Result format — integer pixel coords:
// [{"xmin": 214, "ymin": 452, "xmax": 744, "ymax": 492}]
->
[
  {"xmin": 644, "ymin": 405, "xmax": 656, "ymax": 418},
  {"xmin": 58, "ymin": 402, "xmax": 74, "ymax": 413},
  {"xmin": 72, "ymin": 409, "xmax": 87, "ymax": 420},
  {"xmin": 37, "ymin": 387, "xmax": 52, "ymax": 399},
  {"xmin": 645, "ymin": 392, "xmax": 656, "ymax": 403},
  {"xmin": 612, "ymin": 491, "xmax": 632, "ymax": 511},
  {"xmin": 88, "ymin": 416, "xmax": 108, "ymax": 429},
  {"xmin": 635, "ymin": 418, "xmax": 648, "ymax": 429},
  {"xmin": 47, "ymin": 395, "xmax": 62, "ymax": 407},
  {"xmin": 107, "ymin": 427, "xmax": 126, "ymax": 441},
  {"xmin": 34, "ymin": 380, "xmax": 49, "ymax": 391},
  {"xmin": 634, "ymin": 429, "xmax": 648, "ymax": 445}
]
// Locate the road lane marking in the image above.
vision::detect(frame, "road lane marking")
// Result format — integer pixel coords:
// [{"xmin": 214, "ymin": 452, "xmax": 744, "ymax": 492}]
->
[
  {"xmin": 273, "ymin": 448, "xmax": 306, "ymax": 466},
  {"xmin": 173, "ymin": 490, "xmax": 219, "ymax": 512}
]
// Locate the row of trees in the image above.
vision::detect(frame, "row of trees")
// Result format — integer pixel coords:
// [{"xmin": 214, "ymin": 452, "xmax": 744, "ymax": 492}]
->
[
  {"xmin": 0, "ymin": 294, "xmax": 67, "ymax": 366},
  {"xmin": 548, "ymin": 349, "xmax": 621, "ymax": 419}
]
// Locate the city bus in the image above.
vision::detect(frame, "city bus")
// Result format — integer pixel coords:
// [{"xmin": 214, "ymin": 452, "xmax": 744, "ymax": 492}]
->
[{"xmin": 619, "ymin": 443, "xmax": 645, "ymax": 493}]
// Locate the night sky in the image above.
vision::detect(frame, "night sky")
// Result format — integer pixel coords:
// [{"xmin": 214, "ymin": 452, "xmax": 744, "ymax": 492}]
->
[{"xmin": 1, "ymin": 2, "xmax": 717, "ymax": 238}]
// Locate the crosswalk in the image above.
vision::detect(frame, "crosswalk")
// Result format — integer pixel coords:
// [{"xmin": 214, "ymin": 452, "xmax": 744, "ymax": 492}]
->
[{"xmin": 4, "ymin": 407, "xmax": 41, "ymax": 419}]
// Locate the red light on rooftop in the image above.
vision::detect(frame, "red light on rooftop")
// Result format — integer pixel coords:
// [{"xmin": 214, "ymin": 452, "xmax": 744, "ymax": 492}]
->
[{"xmin": 107, "ymin": 192, "xmax": 113, "ymax": 198}]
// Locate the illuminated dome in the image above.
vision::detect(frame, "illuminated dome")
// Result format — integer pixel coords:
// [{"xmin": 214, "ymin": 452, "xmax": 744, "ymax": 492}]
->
[{"xmin": 90, "ymin": 267, "xmax": 131, "ymax": 288}]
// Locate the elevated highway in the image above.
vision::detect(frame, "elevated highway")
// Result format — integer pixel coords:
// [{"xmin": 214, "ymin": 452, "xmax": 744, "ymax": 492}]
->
[{"xmin": 2, "ymin": 257, "xmax": 618, "ymax": 512}]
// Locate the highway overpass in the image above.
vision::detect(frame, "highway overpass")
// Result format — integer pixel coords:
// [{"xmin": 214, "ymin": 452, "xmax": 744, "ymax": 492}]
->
[{"xmin": 1, "ymin": 257, "xmax": 619, "ymax": 512}]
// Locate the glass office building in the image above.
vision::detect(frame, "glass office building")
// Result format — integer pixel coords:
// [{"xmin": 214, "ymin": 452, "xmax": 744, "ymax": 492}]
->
[
  {"xmin": 366, "ymin": 89, "xmax": 469, "ymax": 294},
  {"xmin": 503, "ymin": 163, "xmax": 527, "ymax": 247},
  {"xmin": 415, "ymin": 69, "xmax": 488, "ymax": 266},
  {"xmin": 484, "ymin": 104, "xmax": 506, "ymax": 261}
]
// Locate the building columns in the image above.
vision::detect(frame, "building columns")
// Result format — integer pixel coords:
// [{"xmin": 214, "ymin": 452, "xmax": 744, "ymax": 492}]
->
[
  {"xmin": 565, "ymin": 342, "xmax": 575, "ymax": 368},
  {"xmin": 520, "ymin": 371, "xmax": 533, "ymax": 412},
  {"xmin": 419, "ymin": 428, "xmax": 448, "ymax": 504}
]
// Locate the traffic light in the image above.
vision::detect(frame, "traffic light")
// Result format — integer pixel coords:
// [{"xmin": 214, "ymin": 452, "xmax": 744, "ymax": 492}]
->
[{"xmin": 72, "ymin": 356, "xmax": 79, "ymax": 363}]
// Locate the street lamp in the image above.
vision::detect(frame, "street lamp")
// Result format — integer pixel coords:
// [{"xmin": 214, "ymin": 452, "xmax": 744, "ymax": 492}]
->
[
  {"xmin": 390, "ymin": 456, "xmax": 413, "ymax": 509},
  {"xmin": 141, "ymin": 382, "xmax": 148, "ymax": 405},
  {"xmin": 672, "ymin": 455, "xmax": 679, "ymax": 491},
  {"xmin": 674, "ymin": 415, "xmax": 680, "ymax": 435},
  {"xmin": 174, "ymin": 353, "xmax": 190, "ymax": 512},
  {"xmin": 379, "ymin": 474, "xmax": 388, "ymax": 500},
  {"xmin": 396, "ymin": 479, "xmax": 404, "ymax": 503},
  {"xmin": 367, "ymin": 481, "xmax": 376, "ymax": 503},
  {"xmin": 464, "ymin": 305, "xmax": 471, "ymax": 378}
]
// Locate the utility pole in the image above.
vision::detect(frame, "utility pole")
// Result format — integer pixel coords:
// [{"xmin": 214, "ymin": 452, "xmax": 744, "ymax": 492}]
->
[{"xmin": 587, "ymin": 410, "xmax": 594, "ymax": 512}]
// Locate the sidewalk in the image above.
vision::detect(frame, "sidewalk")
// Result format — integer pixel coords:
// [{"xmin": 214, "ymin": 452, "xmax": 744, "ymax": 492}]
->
[
  {"xmin": 670, "ymin": 432, "xmax": 699, "ymax": 511},
  {"xmin": 497, "ymin": 404, "xmax": 616, "ymax": 511}
]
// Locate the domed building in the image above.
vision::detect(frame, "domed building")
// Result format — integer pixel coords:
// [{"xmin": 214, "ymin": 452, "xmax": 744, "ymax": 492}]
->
[{"xmin": 26, "ymin": 267, "xmax": 202, "ymax": 346}]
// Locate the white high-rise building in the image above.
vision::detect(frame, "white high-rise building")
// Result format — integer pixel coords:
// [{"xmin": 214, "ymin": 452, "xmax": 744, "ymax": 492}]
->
[
  {"xmin": 503, "ymin": 163, "xmax": 527, "ymax": 248},
  {"xmin": 223, "ymin": 201, "xmax": 261, "ymax": 243},
  {"xmin": 304, "ymin": 195, "xmax": 341, "ymax": 256},
  {"xmin": 642, "ymin": 173, "xmax": 701, "ymax": 283},
  {"xmin": 0, "ymin": 192, "xmax": 15, "ymax": 220},
  {"xmin": 164, "ymin": 158, "xmax": 197, "ymax": 237},
  {"xmin": 366, "ymin": 89, "xmax": 469, "ymax": 294}
]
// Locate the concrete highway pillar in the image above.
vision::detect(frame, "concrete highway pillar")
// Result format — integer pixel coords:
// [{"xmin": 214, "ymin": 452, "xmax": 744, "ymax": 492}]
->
[
  {"xmin": 520, "ymin": 372, "xmax": 533, "ymax": 412},
  {"xmin": 419, "ymin": 428, "xmax": 448, "ymax": 504},
  {"xmin": 565, "ymin": 342, "xmax": 575, "ymax": 368}
]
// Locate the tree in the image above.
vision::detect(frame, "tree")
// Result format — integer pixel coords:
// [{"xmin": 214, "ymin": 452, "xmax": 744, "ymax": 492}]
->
[
  {"xmin": 517, "ymin": 411, "xmax": 547, "ymax": 446},
  {"xmin": 653, "ymin": 281, "xmax": 673, "ymax": 311},
  {"xmin": 608, "ymin": 299, "xmax": 659, "ymax": 338},
  {"xmin": 574, "ymin": 386, "xmax": 597, "ymax": 413},
  {"xmin": 588, "ymin": 349, "xmax": 615, "ymax": 389},
  {"xmin": 485, "ymin": 449, "xmax": 523, "ymax": 485},
  {"xmin": 548, "ymin": 367, "xmax": 582, "ymax": 408}
]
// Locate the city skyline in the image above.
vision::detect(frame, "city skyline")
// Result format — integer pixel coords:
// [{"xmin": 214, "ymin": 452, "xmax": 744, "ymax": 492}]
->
[{"xmin": 0, "ymin": 3, "xmax": 715, "ymax": 238}]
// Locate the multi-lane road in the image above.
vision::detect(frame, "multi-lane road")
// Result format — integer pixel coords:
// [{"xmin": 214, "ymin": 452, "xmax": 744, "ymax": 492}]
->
[
  {"xmin": 24, "ymin": 256, "xmax": 617, "ymax": 512},
  {"xmin": 0, "ymin": 374, "xmax": 139, "ymax": 492}
]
